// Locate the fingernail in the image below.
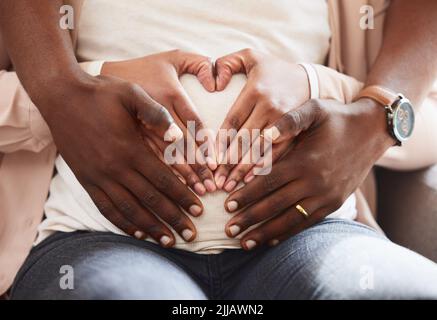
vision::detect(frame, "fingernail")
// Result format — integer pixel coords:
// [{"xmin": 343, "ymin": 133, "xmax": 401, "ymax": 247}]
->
[
  {"xmin": 228, "ymin": 225, "xmax": 241, "ymax": 237},
  {"xmin": 244, "ymin": 173, "xmax": 255, "ymax": 183},
  {"xmin": 134, "ymin": 231, "xmax": 146, "ymax": 240},
  {"xmin": 167, "ymin": 123, "xmax": 184, "ymax": 142},
  {"xmin": 160, "ymin": 235, "xmax": 172, "ymax": 247},
  {"xmin": 224, "ymin": 180, "xmax": 237, "ymax": 192},
  {"xmin": 204, "ymin": 179, "xmax": 217, "ymax": 192},
  {"xmin": 263, "ymin": 126, "xmax": 280, "ymax": 142},
  {"xmin": 206, "ymin": 157, "xmax": 217, "ymax": 171},
  {"xmin": 194, "ymin": 182, "xmax": 206, "ymax": 196},
  {"xmin": 271, "ymin": 239, "xmax": 280, "ymax": 246},
  {"xmin": 182, "ymin": 229, "xmax": 194, "ymax": 241},
  {"xmin": 189, "ymin": 204, "xmax": 202, "ymax": 216},
  {"xmin": 215, "ymin": 175, "xmax": 226, "ymax": 189},
  {"xmin": 227, "ymin": 200, "xmax": 239, "ymax": 212},
  {"xmin": 245, "ymin": 239, "xmax": 257, "ymax": 250}
]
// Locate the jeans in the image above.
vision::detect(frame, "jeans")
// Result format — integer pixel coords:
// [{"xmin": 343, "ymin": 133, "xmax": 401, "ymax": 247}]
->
[{"xmin": 11, "ymin": 219, "xmax": 437, "ymax": 299}]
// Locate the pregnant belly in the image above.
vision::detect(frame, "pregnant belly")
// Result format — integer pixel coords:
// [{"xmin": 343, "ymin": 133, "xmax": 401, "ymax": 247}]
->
[{"xmin": 172, "ymin": 74, "xmax": 248, "ymax": 252}]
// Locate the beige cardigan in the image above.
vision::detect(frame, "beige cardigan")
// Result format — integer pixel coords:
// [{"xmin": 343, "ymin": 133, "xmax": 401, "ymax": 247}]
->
[{"xmin": 1, "ymin": 0, "xmax": 436, "ymax": 294}]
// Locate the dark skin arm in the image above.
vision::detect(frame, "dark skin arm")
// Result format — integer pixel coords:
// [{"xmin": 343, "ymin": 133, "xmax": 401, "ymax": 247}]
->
[
  {"xmin": 366, "ymin": 0, "xmax": 437, "ymax": 106},
  {"xmin": 0, "ymin": 0, "xmax": 214, "ymax": 247},
  {"xmin": 0, "ymin": 0, "xmax": 80, "ymax": 99},
  {"xmin": 223, "ymin": 0, "xmax": 437, "ymax": 249},
  {"xmin": 0, "ymin": 32, "xmax": 10, "ymax": 70}
]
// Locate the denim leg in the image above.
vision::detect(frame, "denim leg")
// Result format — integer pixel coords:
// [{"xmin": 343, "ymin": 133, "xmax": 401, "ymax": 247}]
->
[
  {"xmin": 11, "ymin": 232, "xmax": 207, "ymax": 300},
  {"xmin": 229, "ymin": 219, "xmax": 437, "ymax": 299}
]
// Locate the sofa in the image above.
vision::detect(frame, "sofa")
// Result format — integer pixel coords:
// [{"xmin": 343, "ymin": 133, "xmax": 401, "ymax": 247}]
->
[{"xmin": 376, "ymin": 165, "xmax": 437, "ymax": 262}]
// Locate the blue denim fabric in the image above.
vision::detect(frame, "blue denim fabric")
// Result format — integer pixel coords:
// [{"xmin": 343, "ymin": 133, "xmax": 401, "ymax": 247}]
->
[{"xmin": 11, "ymin": 219, "xmax": 437, "ymax": 299}]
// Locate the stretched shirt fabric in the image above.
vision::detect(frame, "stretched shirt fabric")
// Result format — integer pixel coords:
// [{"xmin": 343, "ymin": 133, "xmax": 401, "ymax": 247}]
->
[{"xmin": 37, "ymin": 0, "xmax": 358, "ymax": 253}]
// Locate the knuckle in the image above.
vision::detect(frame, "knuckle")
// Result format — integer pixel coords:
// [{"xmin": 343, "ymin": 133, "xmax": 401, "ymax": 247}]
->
[
  {"xmin": 241, "ymin": 48, "xmax": 257, "ymax": 60},
  {"xmin": 222, "ymin": 163, "xmax": 234, "ymax": 172},
  {"xmin": 144, "ymin": 223, "xmax": 164, "ymax": 236},
  {"xmin": 199, "ymin": 56, "xmax": 212, "ymax": 66},
  {"xmin": 167, "ymin": 214, "xmax": 185, "ymax": 230},
  {"xmin": 117, "ymin": 220, "xmax": 134, "ymax": 234},
  {"xmin": 284, "ymin": 209, "xmax": 298, "ymax": 226},
  {"xmin": 251, "ymin": 84, "xmax": 266, "ymax": 98},
  {"xmin": 185, "ymin": 173, "xmax": 199, "ymax": 186},
  {"xmin": 269, "ymin": 197, "xmax": 285, "ymax": 214},
  {"xmin": 228, "ymin": 115, "xmax": 242, "ymax": 130},
  {"xmin": 94, "ymin": 200, "xmax": 112, "ymax": 215},
  {"xmin": 129, "ymin": 82, "xmax": 143, "ymax": 93},
  {"xmin": 239, "ymin": 212, "xmax": 256, "ymax": 228},
  {"xmin": 123, "ymin": 82, "xmax": 142, "ymax": 100},
  {"xmin": 118, "ymin": 200, "xmax": 135, "ymax": 217},
  {"xmin": 163, "ymin": 90, "xmax": 180, "ymax": 102},
  {"xmin": 313, "ymin": 169, "xmax": 331, "ymax": 190},
  {"xmin": 308, "ymin": 99, "xmax": 326, "ymax": 118},
  {"xmin": 196, "ymin": 165, "xmax": 210, "ymax": 178},
  {"xmin": 169, "ymin": 48, "xmax": 182, "ymax": 56},
  {"xmin": 235, "ymin": 167, "xmax": 247, "ymax": 179},
  {"xmin": 215, "ymin": 57, "xmax": 228, "ymax": 70},
  {"xmin": 282, "ymin": 110, "xmax": 302, "ymax": 130},
  {"xmin": 261, "ymin": 100, "xmax": 276, "ymax": 112},
  {"xmin": 149, "ymin": 105, "xmax": 171, "ymax": 127},
  {"xmin": 179, "ymin": 197, "xmax": 193, "ymax": 209},
  {"xmin": 101, "ymin": 160, "xmax": 124, "ymax": 178},
  {"xmin": 262, "ymin": 173, "xmax": 281, "ymax": 193},
  {"xmin": 241, "ymin": 48, "xmax": 253, "ymax": 56},
  {"xmin": 234, "ymin": 191, "xmax": 250, "ymax": 207},
  {"xmin": 157, "ymin": 173, "xmax": 172, "ymax": 189},
  {"xmin": 141, "ymin": 192, "xmax": 159, "ymax": 208}
]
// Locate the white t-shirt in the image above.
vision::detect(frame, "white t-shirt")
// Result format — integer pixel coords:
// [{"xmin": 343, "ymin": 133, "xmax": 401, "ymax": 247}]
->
[{"xmin": 37, "ymin": 0, "xmax": 357, "ymax": 253}]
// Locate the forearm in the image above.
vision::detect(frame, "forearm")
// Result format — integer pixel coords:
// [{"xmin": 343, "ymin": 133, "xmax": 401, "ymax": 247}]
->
[
  {"xmin": 0, "ymin": 32, "xmax": 10, "ymax": 70},
  {"xmin": 0, "ymin": 62, "xmax": 104, "ymax": 153},
  {"xmin": 366, "ymin": 0, "xmax": 437, "ymax": 106},
  {"xmin": 0, "ymin": 0, "xmax": 84, "ymax": 111}
]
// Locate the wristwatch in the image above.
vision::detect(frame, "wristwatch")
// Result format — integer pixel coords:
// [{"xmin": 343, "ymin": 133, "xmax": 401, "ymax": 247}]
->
[{"xmin": 356, "ymin": 85, "xmax": 415, "ymax": 146}]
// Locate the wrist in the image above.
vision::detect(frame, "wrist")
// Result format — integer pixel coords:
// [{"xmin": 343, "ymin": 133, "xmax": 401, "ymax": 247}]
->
[
  {"xmin": 353, "ymin": 97, "xmax": 397, "ymax": 152},
  {"xmin": 31, "ymin": 69, "xmax": 98, "ymax": 123},
  {"xmin": 27, "ymin": 64, "xmax": 91, "ymax": 108}
]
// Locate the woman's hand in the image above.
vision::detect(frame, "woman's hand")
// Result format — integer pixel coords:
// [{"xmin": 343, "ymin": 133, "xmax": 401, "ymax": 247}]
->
[
  {"xmin": 101, "ymin": 50, "xmax": 217, "ymax": 195},
  {"xmin": 213, "ymin": 49, "xmax": 310, "ymax": 191},
  {"xmin": 223, "ymin": 98, "xmax": 394, "ymax": 250}
]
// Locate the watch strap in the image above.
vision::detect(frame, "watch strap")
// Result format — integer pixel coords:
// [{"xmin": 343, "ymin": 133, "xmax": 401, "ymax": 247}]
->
[{"xmin": 356, "ymin": 85, "xmax": 399, "ymax": 106}]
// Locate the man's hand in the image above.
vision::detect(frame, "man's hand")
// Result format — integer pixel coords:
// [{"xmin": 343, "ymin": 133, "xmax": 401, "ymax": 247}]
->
[
  {"xmin": 0, "ymin": 1, "xmax": 208, "ymax": 247},
  {"xmin": 223, "ymin": 98, "xmax": 394, "ymax": 250},
  {"xmin": 101, "ymin": 50, "xmax": 217, "ymax": 195},
  {"xmin": 40, "ymin": 74, "xmax": 204, "ymax": 247},
  {"xmin": 213, "ymin": 49, "xmax": 309, "ymax": 191}
]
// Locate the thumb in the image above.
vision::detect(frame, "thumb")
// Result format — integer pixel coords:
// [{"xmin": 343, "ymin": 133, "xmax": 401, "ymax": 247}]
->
[
  {"xmin": 215, "ymin": 49, "xmax": 258, "ymax": 91},
  {"xmin": 173, "ymin": 50, "xmax": 215, "ymax": 92},
  {"xmin": 263, "ymin": 100, "xmax": 325, "ymax": 144},
  {"xmin": 127, "ymin": 83, "xmax": 183, "ymax": 142}
]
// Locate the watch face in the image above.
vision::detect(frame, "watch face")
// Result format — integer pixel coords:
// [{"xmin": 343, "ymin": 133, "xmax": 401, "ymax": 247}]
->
[{"xmin": 393, "ymin": 99, "xmax": 414, "ymax": 141}]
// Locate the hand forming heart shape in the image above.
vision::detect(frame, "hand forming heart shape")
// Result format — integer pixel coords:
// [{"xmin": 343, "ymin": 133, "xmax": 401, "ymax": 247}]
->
[{"xmin": 101, "ymin": 48, "xmax": 310, "ymax": 195}]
